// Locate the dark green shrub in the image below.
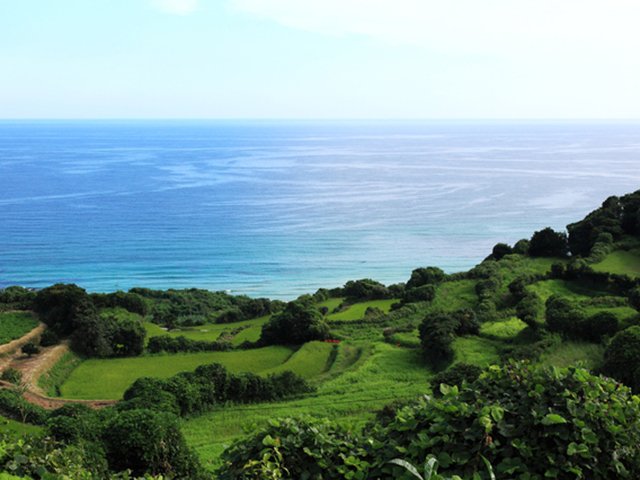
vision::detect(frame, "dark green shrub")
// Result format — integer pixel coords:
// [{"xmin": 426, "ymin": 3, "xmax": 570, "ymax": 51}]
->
[
  {"xmin": 39, "ymin": 329, "xmax": 59, "ymax": 348},
  {"xmin": 147, "ymin": 335, "xmax": 232, "ymax": 354},
  {"xmin": 404, "ymin": 284, "xmax": 436, "ymax": 304},
  {"xmin": 513, "ymin": 238, "xmax": 530, "ymax": 255},
  {"xmin": 453, "ymin": 309, "xmax": 480, "ymax": 335},
  {"xmin": 419, "ymin": 312, "xmax": 458, "ymax": 361},
  {"xmin": 629, "ymin": 285, "xmax": 640, "ymax": 311},
  {"xmin": 217, "ymin": 416, "xmax": 368, "ymax": 480},
  {"xmin": 406, "ymin": 267, "xmax": 445, "ymax": 289},
  {"xmin": 0, "ymin": 435, "xmax": 107, "ymax": 479},
  {"xmin": 515, "ymin": 291, "xmax": 543, "ymax": 329},
  {"xmin": 529, "ymin": 227, "xmax": 569, "ymax": 257},
  {"xmin": 492, "ymin": 243, "xmax": 512, "ymax": 260},
  {"xmin": 371, "ymin": 361, "xmax": 640, "ymax": 479},
  {"xmin": 260, "ymin": 301, "xmax": 329, "ymax": 346},
  {"xmin": 220, "ymin": 362, "xmax": 640, "ymax": 479},
  {"xmin": 583, "ymin": 311, "xmax": 619, "ymax": 343},
  {"xmin": 419, "ymin": 309, "xmax": 479, "ymax": 363},
  {"xmin": 507, "ymin": 274, "xmax": 540, "ymax": 302},
  {"xmin": 475, "ymin": 276, "xmax": 501, "ymax": 301},
  {"xmin": 602, "ymin": 325, "xmax": 640, "ymax": 390},
  {"xmin": 102, "ymin": 409, "xmax": 204, "ymax": 478},
  {"xmin": 0, "ymin": 389, "xmax": 48, "ymax": 426},
  {"xmin": 545, "ymin": 294, "xmax": 586, "ymax": 338},
  {"xmin": 1, "ymin": 368, "xmax": 22, "ymax": 385},
  {"xmin": 430, "ymin": 363, "xmax": 483, "ymax": 398}
]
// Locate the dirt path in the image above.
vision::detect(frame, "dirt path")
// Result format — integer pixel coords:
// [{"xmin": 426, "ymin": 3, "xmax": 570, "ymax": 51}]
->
[{"xmin": 0, "ymin": 319, "xmax": 117, "ymax": 409}]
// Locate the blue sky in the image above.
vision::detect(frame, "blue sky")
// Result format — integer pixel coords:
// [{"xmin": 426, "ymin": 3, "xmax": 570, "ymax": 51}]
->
[{"xmin": 1, "ymin": 0, "xmax": 639, "ymax": 118}]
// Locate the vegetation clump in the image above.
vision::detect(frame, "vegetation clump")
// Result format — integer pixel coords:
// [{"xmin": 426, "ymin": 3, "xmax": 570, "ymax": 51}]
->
[{"xmin": 219, "ymin": 361, "xmax": 640, "ymax": 479}]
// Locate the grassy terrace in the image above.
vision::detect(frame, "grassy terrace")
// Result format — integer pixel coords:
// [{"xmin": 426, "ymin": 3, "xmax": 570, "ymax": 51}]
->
[
  {"xmin": 0, "ymin": 312, "xmax": 39, "ymax": 345},
  {"xmin": 61, "ymin": 346, "xmax": 295, "ymax": 400}
]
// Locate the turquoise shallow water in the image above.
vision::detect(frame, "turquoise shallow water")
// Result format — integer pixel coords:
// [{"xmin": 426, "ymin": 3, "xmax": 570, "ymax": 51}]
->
[{"xmin": 1, "ymin": 120, "xmax": 639, "ymax": 300}]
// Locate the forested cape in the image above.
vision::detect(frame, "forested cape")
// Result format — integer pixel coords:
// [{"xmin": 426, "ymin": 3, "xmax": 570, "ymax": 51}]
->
[{"xmin": 2, "ymin": 189, "xmax": 640, "ymax": 479}]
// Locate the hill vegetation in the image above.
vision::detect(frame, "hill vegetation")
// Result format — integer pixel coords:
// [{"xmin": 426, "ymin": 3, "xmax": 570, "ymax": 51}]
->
[{"xmin": 2, "ymin": 189, "xmax": 640, "ymax": 478}]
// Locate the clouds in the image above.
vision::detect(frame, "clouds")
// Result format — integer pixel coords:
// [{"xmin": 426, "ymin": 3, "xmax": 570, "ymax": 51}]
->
[
  {"xmin": 149, "ymin": 0, "xmax": 200, "ymax": 15},
  {"xmin": 230, "ymin": 0, "xmax": 640, "ymax": 56}
]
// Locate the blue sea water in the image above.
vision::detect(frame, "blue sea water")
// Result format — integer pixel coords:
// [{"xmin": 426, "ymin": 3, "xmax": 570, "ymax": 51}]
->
[{"xmin": 1, "ymin": 120, "xmax": 639, "ymax": 300}]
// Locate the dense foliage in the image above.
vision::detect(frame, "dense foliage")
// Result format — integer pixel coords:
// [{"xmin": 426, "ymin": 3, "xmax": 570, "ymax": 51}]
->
[
  {"xmin": 219, "ymin": 362, "xmax": 640, "ymax": 479},
  {"xmin": 119, "ymin": 362, "xmax": 316, "ymax": 416},
  {"xmin": 147, "ymin": 335, "xmax": 232, "ymax": 354},
  {"xmin": 260, "ymin": 300, "xmax": 329, "ymax": 345},
  {"xmin": 419, "ymin": 309, "xmax": 480, "ymax": 362}
]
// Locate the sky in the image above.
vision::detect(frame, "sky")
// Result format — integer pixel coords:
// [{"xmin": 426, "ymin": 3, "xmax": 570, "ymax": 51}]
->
[{"xmin": 1, "ymin": 0, "xmax": 639, "ymax": 119}]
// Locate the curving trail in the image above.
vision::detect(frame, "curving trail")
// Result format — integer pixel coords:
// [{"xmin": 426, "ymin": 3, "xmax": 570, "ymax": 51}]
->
[{"xmin": 0, "ymin": 318, "xmax": 117, "ymax": 409}]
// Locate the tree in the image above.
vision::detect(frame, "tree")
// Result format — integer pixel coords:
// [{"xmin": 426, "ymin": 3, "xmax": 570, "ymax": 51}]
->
[
  {"xmin": 602, "ymin": 325, "xmax": 640, "ymax": 391},
  {"xmin": 492, "ymin": 242, "xmax": 512, "ymax": 260},
  {"xmin": 260, "ymin": 301, "xmax": 329, "ymax": 345},
  {"xmin": 21, "ymin": 341, "xmax": 40, "ymax": 357},
  {"xmin": 33, "ymin": 283, "xmax": 93, "ymax": 334},
  {"xmin": 515, "ymin": 291, "xmax": 543, "ymax": 329},
  {"xmin": 529, "ymin": 227, "xmax": 569, "ymax": 257},
  {"xmin": 102, "ymin": 409, "xmax": 204, "ymax": 478},
  {"xmin": 406, "ymin": 267, "xmax": 445, "ymax": 290},
  {"xmin": 545, "ymin": 294, "xmax": 585, "ymax": 338}
]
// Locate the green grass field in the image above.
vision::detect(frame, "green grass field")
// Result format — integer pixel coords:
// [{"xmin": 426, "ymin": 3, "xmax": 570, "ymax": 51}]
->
[
  {"xmin": 326, "ymin": 299, "xmax": 399, "ymax": 321},
  {"xmin": 0, "ymin": 312, "xmax": 39, "ymax": 345},
  {"xmin": 592, "ymin": 248, "xmax": 640, "ymax": 277},
  {"xmin": 480, "ymin": 317, "xmax": 529, "ymax": 341},
  {"xmin": 538, "ymin": 341, "xmax": 605, "ymax": 371},
  {"xmin": 0, "ymin": 414, "xmax": 41, "ymax": 438},
  {"xmin": 528, "ymin": 279, "xmax": 607, "ymax": 302},
  {"xmin": 143, "ymin": 315, "xmax": 268, "ymax": 346},
  {"xmin": 432, "ymin": 280, "xmax": 478, "ymax": 311},
  {"xmin": 260, "ymin": 341, "xmax": 335, "ymax": 378},
  {"xmin": 60, "ymin": 346, "xmax": 294, "ymax": 400},
  {"xmin": 317, "ymin": 297, "xmax": 345, "ymax": 313}
]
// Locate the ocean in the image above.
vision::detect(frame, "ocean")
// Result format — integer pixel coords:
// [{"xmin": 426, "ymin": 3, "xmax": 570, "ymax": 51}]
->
[{"xmin": 1, "ymin": 120, "xmax": 639, "ymax": 300}]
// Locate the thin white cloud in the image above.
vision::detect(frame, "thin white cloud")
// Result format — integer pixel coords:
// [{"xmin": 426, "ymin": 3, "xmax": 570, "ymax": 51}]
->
[
  {"xmin": 150, "ymin": 0, "xmax": 200, "ymax": 15},
  {"xmin": 230, "ymin": 0, "xmax": 640, "ymax": 56}
]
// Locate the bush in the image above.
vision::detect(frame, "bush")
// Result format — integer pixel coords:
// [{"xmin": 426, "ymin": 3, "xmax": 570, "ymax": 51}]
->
[
  {"xmin": 1, "ymin": 368, "xmax": 22, "ymax": 385},
  {"xmin": 120, "ymin": 363, "xmax": 316, "ymax": 416},
  {"xmin": 430, "ymin": 363, "xmax": 484, "ymax": 398},
  {"xmin": 512, "ymin": 238, "xmax": 530, "ymax": 255},
  {"xmin": 260, "ymin": 301, "xmax": 329, "ymax": 346},
  {"xmin": 419, "ymin": 310, "xmax": 479, "ymax": 363},
  {"xmin": 372, "ymin": 361, "xmax": 640, "ymax": 479},
  {"xmin": 545, "ymin": 294, "xmax": 586, "ymax": 338},
  {"xmin": 217, "ymin": 417, "xmax": 368, "ymax": 480},
  {"xmin": 583, "ymin": 311, "xmax": 619, "ymax": 343},
  {"xmin": 404, "ymin": 284, "xmax": 436, "ymax": 304},
  {"xmin": 406, "ymin": 267, "xmax": 445, "ymax": 289},
  {"xmin": 492, "ymin": 243, "xmax": 512, "ymax": 260},
  {"xmin": 602, "ymin": 325, "xmax": 640, "ymax": 390},
  {"xmin": 39, "ymin": 329, "xmax": 59, "ymax": 347},
  {"xmin": 102, "ymin": 409, "xmax": 204, "ymax": 478},
  {"xmin": 219, "ymin": 362, "xmax": 640, "ymax": 479},
  {"xmin": 147, "ymin": 335, "xmax": 232, "ymax": 354},
  {"xmin": 515, "ymin": 291, "xmax": 543, "ymax": 329},
  {"xmin": 529, "ymin": 227, "xmax": 569, "ymax": 258}
]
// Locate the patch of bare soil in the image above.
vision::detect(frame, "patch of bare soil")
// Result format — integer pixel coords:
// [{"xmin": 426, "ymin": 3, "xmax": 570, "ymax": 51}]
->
[{"xmin": 0, "ymin": 322, "xmax": 117, "ymax": 410}]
